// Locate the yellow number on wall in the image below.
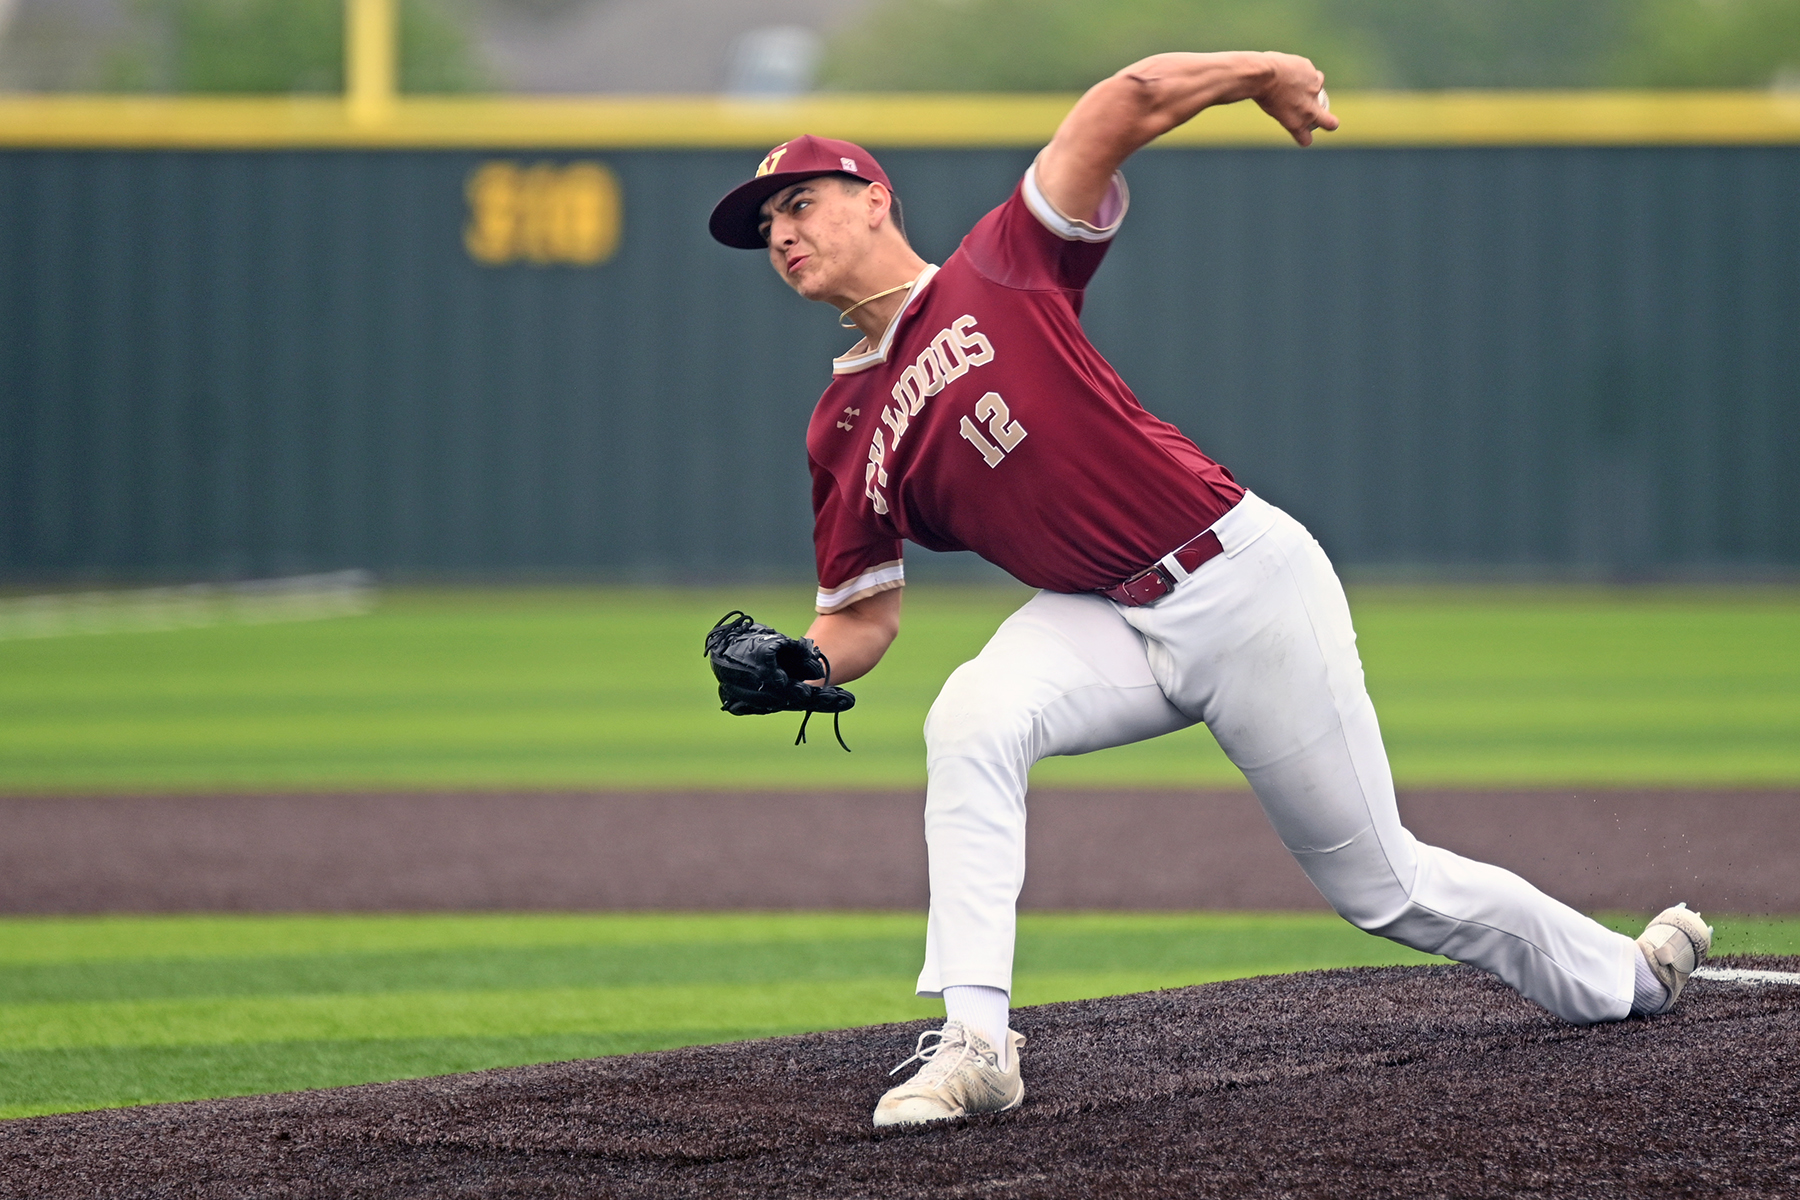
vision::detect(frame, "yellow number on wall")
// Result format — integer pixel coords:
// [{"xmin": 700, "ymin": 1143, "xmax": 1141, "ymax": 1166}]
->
[
  {"xmin": 464, "ymin": 162, "xmax": 520, "ymax": 265},
  {"xmin": 465, "ymin": 160, "xmax": 622, "ymax": 266}
]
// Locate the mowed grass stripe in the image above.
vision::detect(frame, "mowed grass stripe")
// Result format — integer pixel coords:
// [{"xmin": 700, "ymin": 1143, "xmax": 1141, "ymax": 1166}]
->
[
  {"xmin": 0, "ymin": 586, "xmax": 1794, "ymax": 789},
  {"xmin": 0, "ymin": 912, "xmax": 1457, "ymax": 1000},
  {"xmin": 0, "ymin": 913, "xmax": 933, "ymax": 967},
  {"xmin": 0, "ymin": 980, "xmax": 939, "ymax": 1051},
  {"xmin": 0, "ymin": 943, "xmax": 920, "ymax": 1003}
]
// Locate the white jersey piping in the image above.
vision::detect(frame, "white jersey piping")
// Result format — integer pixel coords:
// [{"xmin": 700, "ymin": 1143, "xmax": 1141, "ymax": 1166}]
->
[
  {"xmin": 832, "ymin": 265, "xmax": 942, "ymax": 375},
  {"xmin": 1021, "ymin": 156, "xmax": 1129, "ymax": 243},
  {"xmin": 816, "ymin": 560, "xmax": 905, "ymax": 613}
]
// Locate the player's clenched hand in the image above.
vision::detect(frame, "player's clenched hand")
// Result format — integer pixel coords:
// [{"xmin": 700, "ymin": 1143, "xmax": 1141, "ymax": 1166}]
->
[
  {"xmin": 1253, "ymin": 52, "xmax": 1338, "ymax": 147},
  {"xmin": 704, "ymin": 610, "xmax": 855, "ymax": 747}
]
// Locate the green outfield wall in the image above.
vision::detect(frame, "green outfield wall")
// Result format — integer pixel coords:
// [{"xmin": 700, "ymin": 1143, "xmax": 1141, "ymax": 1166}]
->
[{"xmin": 3, "ymin": 99, "xmax": 1797, "ymax": 581}]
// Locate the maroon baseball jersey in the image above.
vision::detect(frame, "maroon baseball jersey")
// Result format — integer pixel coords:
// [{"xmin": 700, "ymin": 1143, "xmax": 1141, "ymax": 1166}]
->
[{"xmin": 809, "ymin": 163, "xmax": 1245, "ymax": 613}]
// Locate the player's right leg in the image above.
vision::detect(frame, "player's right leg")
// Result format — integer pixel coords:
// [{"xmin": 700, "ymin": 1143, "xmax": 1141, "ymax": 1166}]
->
[
  {"xmin": 1124, "ymin": 495, "xmax": 1670, "ymax": 1025},
  {"xmin": 875, "ymin": 589, "xmax": 1194, "ymax": 1127}
]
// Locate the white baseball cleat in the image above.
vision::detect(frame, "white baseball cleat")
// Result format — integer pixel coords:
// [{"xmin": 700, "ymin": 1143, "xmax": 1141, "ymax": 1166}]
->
[
  {"xmin": 1635, "ymin": 903, "xmax": 1714, "ymax": 1015},
  {"xmin": 872, "ymin": 1020, "xmax": 1026, "ymax": 1128}
]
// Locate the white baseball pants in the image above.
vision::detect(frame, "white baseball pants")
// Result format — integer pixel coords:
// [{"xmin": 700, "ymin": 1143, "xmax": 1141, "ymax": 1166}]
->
[{"xmin": 916, "ymin": 492, "xmax": 1638, "ymax": 1025}]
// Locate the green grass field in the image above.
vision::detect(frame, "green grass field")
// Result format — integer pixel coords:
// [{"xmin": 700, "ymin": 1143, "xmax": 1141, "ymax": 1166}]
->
[
  {"xmin": 4, "ymin": 910, "xmax": 1796, "ymax": 1120},
  {"xmin": 1, "ymin": 584, "xmax": 1796, "ymax": 791}
]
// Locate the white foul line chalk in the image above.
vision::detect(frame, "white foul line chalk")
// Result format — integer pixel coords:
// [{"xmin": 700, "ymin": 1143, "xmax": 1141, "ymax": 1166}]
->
[{"xmin": 1693, "ymin": 967, "xmax": 1800, "ymax": 986}]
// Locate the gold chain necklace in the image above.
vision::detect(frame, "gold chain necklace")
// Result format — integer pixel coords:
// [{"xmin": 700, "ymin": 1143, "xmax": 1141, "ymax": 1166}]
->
[{"xmin": 837, "ymin": 280, "xmax": 916, "ymax": 330}]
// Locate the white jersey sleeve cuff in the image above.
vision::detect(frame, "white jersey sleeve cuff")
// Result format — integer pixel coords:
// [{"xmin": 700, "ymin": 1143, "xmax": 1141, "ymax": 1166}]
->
[
  {"xmin": 1022, "ymin": 157, "xmax": 1129, "ymax": 243},
  {"xmin": 816, "ymin": 560, "xmax": 904, "ymax": 613}
]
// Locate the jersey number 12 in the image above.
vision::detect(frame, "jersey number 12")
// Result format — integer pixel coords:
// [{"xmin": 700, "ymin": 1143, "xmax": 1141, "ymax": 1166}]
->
[{"xmin": 959, "ymin": 392, "xmax": 1027, "ymax": 468}]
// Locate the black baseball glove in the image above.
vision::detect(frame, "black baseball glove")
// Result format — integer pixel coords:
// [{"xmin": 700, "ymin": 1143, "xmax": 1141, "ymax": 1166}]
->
[{"xmin": 703, "ymin": 610, "xmax": 855, "ymax": 749}]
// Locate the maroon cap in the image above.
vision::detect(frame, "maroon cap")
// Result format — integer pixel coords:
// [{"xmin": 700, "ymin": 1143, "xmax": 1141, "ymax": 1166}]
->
[{"xmin": 709, "ymin": 135, "xmax": 893, "ymax": 249}]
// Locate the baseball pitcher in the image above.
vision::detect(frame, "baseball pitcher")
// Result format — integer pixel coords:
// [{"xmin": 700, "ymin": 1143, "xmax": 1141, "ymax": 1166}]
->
[{"xmin": 702, "ymin": 50, "xmax": 1712, "ymax": 1127}]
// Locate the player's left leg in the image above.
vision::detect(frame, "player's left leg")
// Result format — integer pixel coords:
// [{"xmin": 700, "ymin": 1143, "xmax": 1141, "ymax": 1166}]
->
[
  {"xmin": 874, "ymin": 588, "xmax": 1196, "ymax": 1127},
  {"xmin": 1124, "ymin": 493, "xmax": 1647, "ymax": 1025},
  {"xmin": 915, "ymin": 588, "xmax": 1196, "ymax": 1007}
]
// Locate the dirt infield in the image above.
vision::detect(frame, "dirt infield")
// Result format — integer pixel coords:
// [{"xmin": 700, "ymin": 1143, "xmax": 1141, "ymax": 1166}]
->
[
  {"xmin": 2, "ymin": 957, "xmax": 1795, "ymax": 1199},
  {"xmin": 1, "ymin": 788, "xmax": 1793, "ymax": 914}
]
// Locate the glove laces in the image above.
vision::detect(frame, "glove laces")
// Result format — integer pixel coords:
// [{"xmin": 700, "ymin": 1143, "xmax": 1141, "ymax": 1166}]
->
[
  {"xmin": 704, "ymin": 610, "xmax": 754, "ymax": 657},
  {"xmin": 794, "ymin": 647, "xmax": 851, "ymax": 753}
]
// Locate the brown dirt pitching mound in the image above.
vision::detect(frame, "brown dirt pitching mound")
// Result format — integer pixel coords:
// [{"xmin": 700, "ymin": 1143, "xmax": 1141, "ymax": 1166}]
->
[{"xmin": 4, "ymin": 958, "xmax": 1797, "ymax": 1199}]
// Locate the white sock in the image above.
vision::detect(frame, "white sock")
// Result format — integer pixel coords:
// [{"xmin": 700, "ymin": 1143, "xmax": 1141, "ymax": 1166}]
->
[
  {"xmin": 1631, "ymin": 948, "xmax": 1670, "ymax": 1015},
  {"xmin": 942, "ymin": 984, "xmax": 1011, "ymax": 1070}
]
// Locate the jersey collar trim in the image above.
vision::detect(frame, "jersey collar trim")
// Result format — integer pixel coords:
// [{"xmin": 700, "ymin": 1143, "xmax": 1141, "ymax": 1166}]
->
[{"xmin": 831, "ymin": 264, "xmax": 941, "ymax": 375}]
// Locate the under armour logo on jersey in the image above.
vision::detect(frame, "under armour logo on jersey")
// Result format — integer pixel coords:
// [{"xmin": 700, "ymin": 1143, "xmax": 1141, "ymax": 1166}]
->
[
  {"xmin": 756, "ymin": 145, "xmax": 790, "ymax": 177},
  {"xmin": 837, "ymin": 406, "xmax": 861, "ymax": 431}
]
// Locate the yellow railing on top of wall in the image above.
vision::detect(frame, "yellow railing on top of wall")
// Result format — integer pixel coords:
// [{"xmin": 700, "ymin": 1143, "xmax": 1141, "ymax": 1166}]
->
[{"xmin": 1, "ymin": 91, "xmax": 1798, "ymax": 149}]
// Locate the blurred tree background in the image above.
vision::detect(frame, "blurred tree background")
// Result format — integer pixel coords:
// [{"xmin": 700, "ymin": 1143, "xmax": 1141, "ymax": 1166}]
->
[
  {"xmin": 106, "ymin": 0, "xmax": 483, "ymax": 92},
  {"xmin": 3, "ymin": 0, "xmax": 1795, "ymax": 94},
  {"xmin": 824, "ymin": 0, "xmax": 1800, "ymax": 91}
]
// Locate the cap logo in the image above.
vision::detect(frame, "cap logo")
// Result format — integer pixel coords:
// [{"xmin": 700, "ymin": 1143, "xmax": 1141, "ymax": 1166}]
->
[
  {"xmin": 840, "ymin": 157, "xmax": 858, "ymax": 172},
  {"xmin": 755, "ymin": 145, "xmax": 790, "ymax": 177}
]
